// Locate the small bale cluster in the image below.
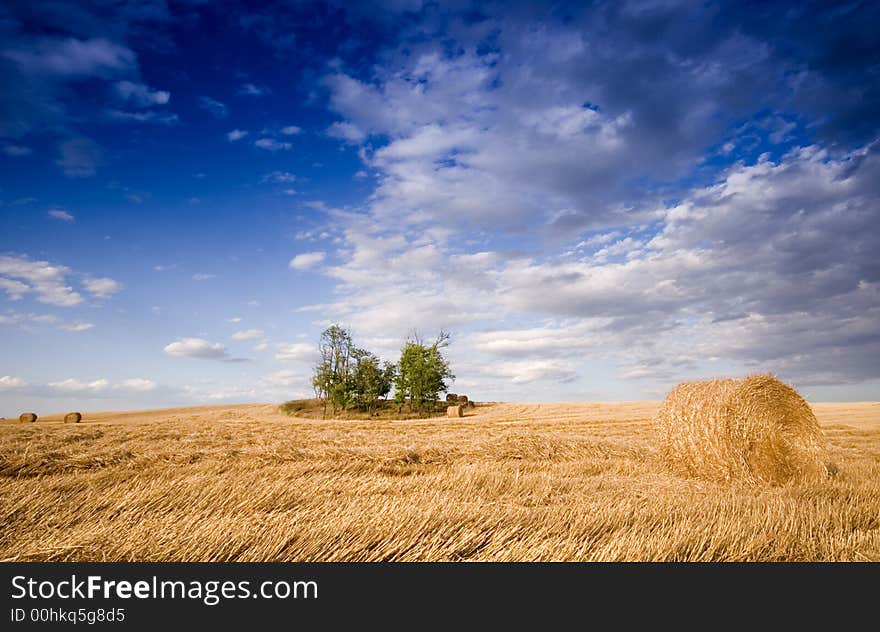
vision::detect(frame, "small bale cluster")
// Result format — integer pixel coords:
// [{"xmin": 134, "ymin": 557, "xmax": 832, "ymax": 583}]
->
[
  {"xmin": 19, "ymin": 412, "xmax": 37, "ymax": 423},
  {"xmin": 655, "ymin": 374, "xmax": 829, "ymax": 485},
  {"xmin": 64, "ymin": 412, "xmax": 83, "ymax": 424},
  {"xmin": 447, "ymin": 405, "xmax": 463, "ymax": 418}
]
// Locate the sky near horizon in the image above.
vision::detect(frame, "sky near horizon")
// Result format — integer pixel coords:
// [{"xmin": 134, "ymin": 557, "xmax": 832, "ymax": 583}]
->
[{"xmin": 1, "ymin": 0, "xmax": 879, "ymax": 415}]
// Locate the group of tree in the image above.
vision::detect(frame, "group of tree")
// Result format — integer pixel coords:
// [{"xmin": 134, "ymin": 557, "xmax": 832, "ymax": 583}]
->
[{"xmin": 311, "ymin": 325, "xmax": 454, "ymax": 416}]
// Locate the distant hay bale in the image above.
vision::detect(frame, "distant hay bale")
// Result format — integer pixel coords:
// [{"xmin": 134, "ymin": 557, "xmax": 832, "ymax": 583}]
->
[
  {"xmin": 64, "ymin": 412, "xmax": 82, "ymax": 424},
  {"xmin": 457, "ymin": 395, "xmax": 469, "ymax": 404},
  {"xmin": 19, "ymin": 412, "xmax": 37, "ymax": 423},
  {"xmin": 466, "ymin": 400, "xmax": 475, "ymax": 408},
  {"xmin": 655, "ymin": 374, "xmax": 828, "ymax": 485},
  {"xmin": 447, "ymin": 405, "xmax": 463, "ymax": 418},
  {"xmin": 446, "ymin": 393, "xmax": 458, "ymax": 403}
]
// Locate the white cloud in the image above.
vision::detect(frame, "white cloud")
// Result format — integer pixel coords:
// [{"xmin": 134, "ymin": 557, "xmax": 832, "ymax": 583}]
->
[
  {"xmin": 231, "ymin": 328, "xmax": 264, "ymax": 341},
  {"xmin": 106, "ymin": 109, "xmax": 179, "ymax": 125},
  {"xmin": 0, "ymin": 375, "xmax": 27, "ymax": 391},
  {"xmin": 83, "ymin": 276, "xmax": 122, "ymax": 298},
  {"xmin": 164, "ymin": 338, "xmax": 241, "ymax": 361},
  {"xmin": 254, "ymin": 138, "xmax": 292, "ymax": 151},
  {"xmin": 48, "ymin": 208, "xmax": 75, "ymax": 222},
  {"xmin": 114, "ymin": 80, "xmax": 170, "ymax": 106},
  {"xmin": 61, "ymin": 322, "xmax": 94, "ymax": 332},
  {"xmin": 280, "ymin": 125, "xmax": 302, "ymax": 135},
  {"xmin": 0, "ymin": 277, "xmax": 31, "ymax": 301},
  {"xmin": 227, "ymin": 129, "xmax": 248, "ymax": 141},
  {"xmin": 4, "ymin": 37, "xmax": 135, "ymax": 77},
  {"xmin": 275, "ymin": 342, "xmax": 317, "ymax": 363},
  {"xmin": 289, "ymin": 251, "xmax": 326, "ymax": 270},
  {"xmin": 119, "ymin": 378, "xmax": 157, "ymax": 392},
  {"xmin": 327, "ymin": 121, "xmax": 366, "ymax": 143},
  {"xmin": 48, "ymin": 378, "xmax": 110, "ymax": 392},
  {"xmin": 192, "ymin": 273, "xmax": 216, "ymax": 281},
  {"xmin": 0, "ymin": 254, "xmax": 83, "ymax": 306},
  {"xmin": 493, "ymin": 360, "xmax": 578, "ymax": 384}
]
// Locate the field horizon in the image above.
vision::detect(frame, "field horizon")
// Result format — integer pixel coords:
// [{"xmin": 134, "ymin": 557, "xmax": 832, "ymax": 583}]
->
[{"xmin": 2, "ymin": 400, "xmax": 878, "ymax": 562}]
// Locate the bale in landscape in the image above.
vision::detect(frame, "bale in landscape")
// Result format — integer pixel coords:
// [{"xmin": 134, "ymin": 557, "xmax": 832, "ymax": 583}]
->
[
  {"xmin": 64, "ymin": 412, "xmax": 82, "ymax": 424},
  {"xmin": 655, "ymin": 374, "xmax": 828, "ymax": 485},
  {"xmin": 445, "ymin": 393, "xmax": 458, "ymax": 403},
  {"xmin": 447, "ymin": 404, "xmax": 463, "ymax": 418},
  {"xmin": 19, "ymin": 412, "xmax": 37, "ymax": 423}
]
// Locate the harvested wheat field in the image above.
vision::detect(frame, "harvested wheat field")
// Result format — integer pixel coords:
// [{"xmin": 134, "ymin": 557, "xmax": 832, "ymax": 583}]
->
[{"xmin": 1, "ymin": 401, "xmax": 879, "ymax": 561}]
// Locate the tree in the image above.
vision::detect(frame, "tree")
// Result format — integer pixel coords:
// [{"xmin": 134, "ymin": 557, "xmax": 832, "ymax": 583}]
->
[
  {"xmin": 393, "ymin": 332, "xmax": 455, "ymax": 413},
  {"xmin": 351, "ymin": 349, "xmax": 396, "ymax": 413},
  {"xmin": 311, "ymin": 325, "xmax": 355, "ymax": 415}
]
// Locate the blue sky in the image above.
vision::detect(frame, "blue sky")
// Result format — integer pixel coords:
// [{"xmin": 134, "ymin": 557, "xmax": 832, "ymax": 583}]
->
[{"xmin": 1, "ymin": 0, "xmax": 879, "ymax": 415}]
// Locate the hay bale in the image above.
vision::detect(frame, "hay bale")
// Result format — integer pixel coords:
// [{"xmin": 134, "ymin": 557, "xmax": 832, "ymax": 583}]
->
[
  {"xmin": 466, "ymin": 400, "xmax": 475, "ymax": 408},
  {"xmin": 19, "ymin": 412, "xmax": 37, "ymax": 423},
  {"xmin": 447, "ymin": 405, "xmax": 463, "ymax": 418},
  {"xmin": 457, "ymin": 394, "xmax": 469, "ymax": 404},
  {"xmin": 445, "ymin": 393, "xmax": 458, "ymax": 403},
  {"xmin": 64, "ymin": 412, "xmax": 82, "ymax": 424},
  {"xmin": 655, "ymin": 374, "xmax": 828, "ymax": 485}
]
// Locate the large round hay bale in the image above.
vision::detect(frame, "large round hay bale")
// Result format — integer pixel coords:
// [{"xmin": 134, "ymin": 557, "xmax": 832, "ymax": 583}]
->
[
  {"xmin": 64, "ymin": 412, "xmax": 82, "ymax": 424},
  {"xmin": 447, "ymin": 405, "xmax": 463, "ymax": 418},
  {"xmin": 655, "ymin": 374, "xmax": 828, "ymax": 485},
  {"xmin": 19, "ymin": 412, "xmax": 37, "ymax": 423},
  {"xmin": 445, "ymin": 393, "xmax": 458, "ymax": 403}
]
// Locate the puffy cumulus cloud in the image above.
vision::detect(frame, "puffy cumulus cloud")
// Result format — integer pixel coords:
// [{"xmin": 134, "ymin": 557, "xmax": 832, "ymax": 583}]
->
[
  {"xmin": 0, "ymin": 255, "xmax": 83, "ymax": 306},
  {"xmin": 44, "ymin": 377, "xmax": 157, "ymax": 395},
  {"xmin": 0, "ymin": 375, "xmax": 27, "ymax": 391},
  {"xmin": 227, "ymin": 129, "xmax": 248, "ymax": 141},
  {"xmin": 164, "ymin": 338, "xmax": 235, "ymax": 361},
  {"xmin": 289, "ymin": 251, "xmax": 326, "ymax": 270},
  {"xmin": 82, "ymin": 276, "xmax": 122, "ymax": 298},
  {"xmin": 114, "ymin": 80, "xmax": 169, "ymax": 106},
  {"xmin": 309, "ymin": 140, "xmax": 880, "ymax": 391},
  {"xmin": 48, "ymin": 377, "xmax": 110, "ymax": 393}
]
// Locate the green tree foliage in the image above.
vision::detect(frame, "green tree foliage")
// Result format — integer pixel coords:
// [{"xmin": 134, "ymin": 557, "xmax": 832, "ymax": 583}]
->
[
  {"xmin": 311, "ymin": 325, "xmax": 354, "ymax": 414},
  {"xmin": 394, "ymin": 332, "xmax": 455, "ymax": 413},
  {"xmin": 311, "ymin": 325, "xmax": 398, "ymax": 416},
  {"xmin": 351, "ymin": 349, "xmax": 396, "ymax": 413}
]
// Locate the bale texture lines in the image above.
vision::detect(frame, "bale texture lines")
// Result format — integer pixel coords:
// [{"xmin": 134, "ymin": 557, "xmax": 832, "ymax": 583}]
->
[{"xmin": 655, "ymin": 374, "xmax": 828, "ymax": 485}]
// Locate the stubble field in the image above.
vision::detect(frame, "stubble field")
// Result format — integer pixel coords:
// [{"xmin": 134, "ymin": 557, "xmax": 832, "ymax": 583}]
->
[{"xmin": 1, "ymin": 401, "xmax": 879, "ymax": 561}]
